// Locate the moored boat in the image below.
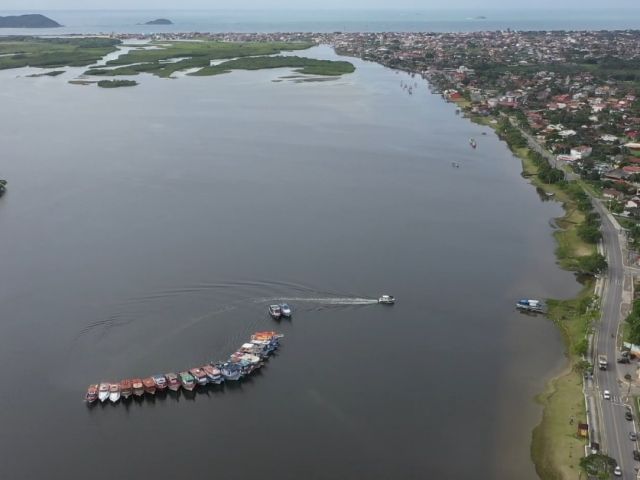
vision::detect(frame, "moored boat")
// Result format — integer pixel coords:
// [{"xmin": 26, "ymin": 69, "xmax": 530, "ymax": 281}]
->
[
  {"xmin": 178, "ymin": 371, "xmax": 196, "ymax": 391},
  {"xmin": 189, "ymin": 367, "xmax": 208, "ymax": 386},
  {"xmin": 109, "ymin": 383, "xmax": 121, "ymax": 403},
  {"xmin": 120, "ymin": 379, "xmax": 133, "ymax": 400},
  {"xmin": 142, "ymin": 377, "xmax": 157, "ymax": 395},
  {"xmin": 132, "ymin": 378, "xmax": 144, "ymax": 397},
  {"xmin": 220, "ymin": 362, "xmax": 243, "ymax": 381},
  {"xmin": 152, "ymin": 374, "xmax": 167, "ymax": 391},
  {"xmin": 165, "ymin": 373, "xmax": 180, "ymax": 391},
  {"xmin": 85, "ymin": 384, "xmax": 99, "ymax": 404},
  {"xmin": 516, "ymin": 298, "xmax": 544, "ymax": 313},
  {"xmin": 202, "ymin": 365, "xmax": 223, "ymax": 384},
  {"xmin": 98, "ymin": 383, "xmax": 110, "ymax": 403}
]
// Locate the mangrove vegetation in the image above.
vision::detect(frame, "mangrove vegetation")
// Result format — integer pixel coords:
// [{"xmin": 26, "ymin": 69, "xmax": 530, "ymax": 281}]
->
[{"xmin": 0, "ymin": 37, "xmax": 120, "ymax": 70}]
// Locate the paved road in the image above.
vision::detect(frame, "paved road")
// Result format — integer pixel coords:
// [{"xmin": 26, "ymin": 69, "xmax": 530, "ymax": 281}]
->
[
  {"xmin": 592, "ymin": 199, "xmax": 639, "ymax": 478},
  {"xmin": 510, "ymin": 116, "xmax": 639, "ymax": 476}
]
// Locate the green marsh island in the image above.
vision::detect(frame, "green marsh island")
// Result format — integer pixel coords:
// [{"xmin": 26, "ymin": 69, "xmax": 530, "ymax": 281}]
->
[
  {"xmin": 83, "ymin": 40, "xmax": 355, "ymax": 79},
  {"xmin": 0, "ymin": 37, "xmax": 355, "ymax": 84}
]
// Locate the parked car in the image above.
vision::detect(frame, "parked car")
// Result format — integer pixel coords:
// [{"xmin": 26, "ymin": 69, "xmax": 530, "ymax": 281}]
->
[
  {"xmin": 614, "ymin": 465, "xmax": 622, "ymax": 476},
  {"xmin": 631, "ymin": 432, "xmax": 638, "ymax": 441},
  {"xmin": 633, "ymin": 449, "xmax": 640, "ymax": 461},
  {"xmin": 626, "ymin": 410, "xmax": 633, "ymax": 421},
  {"xmin": 618, "ymin": 357, "xmax": 630, "ymax": 364}
]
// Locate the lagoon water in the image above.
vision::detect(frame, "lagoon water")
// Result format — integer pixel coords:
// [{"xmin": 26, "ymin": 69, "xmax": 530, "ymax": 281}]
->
[{"xmin": 0, "ymin": 45, "xmax": 581, "ymax": 479}]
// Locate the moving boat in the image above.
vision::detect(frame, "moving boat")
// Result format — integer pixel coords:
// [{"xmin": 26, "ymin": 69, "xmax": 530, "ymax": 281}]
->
[
  {"xmin": 85, "ymin": 384, "xmax": 99, "ymax": 404},
  {"xmin": 152, "ymin": 374, "xmax": 167, "ymax": 391},
  {"xmin": 378, "ymin": 295, "xmax": 395, "ymax": 305},
  {"xmin": 189, "ymin": 367, "xmax": 208, "ymax": 386},
  {"xmin": 268, "ymin": 304, "xmax": 282, "ymax": 319},
  {"xmin": 178, "ymin": 371, "xmax": 196, "ymax": 391},
  {"xmin": 516, "ymin": 299, "xmax": 544, "ymax": 313},
  {"xmin": 469, "ymin": 137, "xmax": 477, "ymax": 149},
  {"xmin": 202, "ymin": 365, "xmax": 223, "ymax": 384},
  {"xmin": 132, "ymin": 378, "xmax": 144, "ymax": 397},
  {"xmin": 165, "ymin": 373, "xmax": 180, "ymax": 392},
  {"xmin": 98, "ymin": 383, "xmax": 110, "ymax": 403},
  {"xmin": 142, "ymin": 377, "xmax": 157, "ymax": 395},
  {"xmin": 109, "ymin": 383, "xmax": 121, "ymax": 403},
  {"xmin": 279, "ymin": 303, "xmax": 292, "ymax": 318},
  {"xmin": 120, "ymin": 379, "xmax": 133, "ymax": 400}
]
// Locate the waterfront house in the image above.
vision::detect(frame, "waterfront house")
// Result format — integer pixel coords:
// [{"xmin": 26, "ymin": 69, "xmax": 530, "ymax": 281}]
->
[{"xmin": 603, "ymin": 189, "xmax": 624, "ymax": 201}]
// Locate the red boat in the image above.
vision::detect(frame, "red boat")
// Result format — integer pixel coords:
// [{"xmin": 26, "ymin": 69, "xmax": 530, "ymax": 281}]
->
[
  {"xmin": 132, "ymin": 378, "xmax": 144, "ymax": 397},
  {"xmin": 85, "ymin": 384, "xmax": 99, "ymax": 404},
  {"xmin": 189, "ymin": 367, "xmax": 208, "ymax": 386},
  {"xmin": 165, "ymin": 373, "xmax": 180, "ymax": 391},
  {"xmin": 120, "ymin": 379, "xmax": 133, "ymax": 400},
  {"xmin": 142, "ymin": 377, "xmax": 156, "ymax": 395}
]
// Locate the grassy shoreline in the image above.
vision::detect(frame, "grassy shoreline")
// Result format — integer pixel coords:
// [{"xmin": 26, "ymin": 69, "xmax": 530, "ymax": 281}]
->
[{"xmin": 469, "ymin": 112, "xmax": 597, "ymax": 479}]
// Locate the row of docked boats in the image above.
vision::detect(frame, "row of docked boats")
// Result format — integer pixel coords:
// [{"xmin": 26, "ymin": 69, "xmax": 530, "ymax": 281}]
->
[{"xmin": 85, "ymin": 331, "xmax": 283, "ymax": 404}]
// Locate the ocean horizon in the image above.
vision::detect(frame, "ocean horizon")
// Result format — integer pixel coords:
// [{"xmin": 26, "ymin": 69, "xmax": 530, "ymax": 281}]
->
[{"xmin": 1, "ymin": 8, "xmax": 640, "ymax": 34}]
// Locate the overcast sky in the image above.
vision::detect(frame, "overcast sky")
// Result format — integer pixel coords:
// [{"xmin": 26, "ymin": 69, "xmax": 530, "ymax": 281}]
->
[{"xmin": 2, "ymin": 0, "xmax": 639, "ymax": 10}]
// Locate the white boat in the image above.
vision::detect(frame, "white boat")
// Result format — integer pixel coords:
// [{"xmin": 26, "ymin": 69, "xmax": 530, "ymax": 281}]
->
[
  {"xmin": 109, "ymin": 383, "xmax": 121, "ymax": 403},
  {"xmin": 280, "ymin": 303, "xmax": 292, "ymax": 318},
  {"xmin": 268, "ymin": 304, "xmax": 282, "ymax": 319},
  {"xmin": 516, "ymin": 299, "xmax": 544, "ymax": 312},
  {"xmin": 98, "ymin": 383, "xmax": 110, "ymax": 403},
  {"xmin": 378, "ymin": 295, "xmax": 395, "ymax": 305}
]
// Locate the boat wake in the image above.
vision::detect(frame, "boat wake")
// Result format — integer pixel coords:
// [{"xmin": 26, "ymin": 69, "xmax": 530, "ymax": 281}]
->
[
  {"xmin": 72, "ymin": 278, "xmax": 369, "ymax": 344},
  {"xmin": 257, "ymin": 297, "xmax": 378, "ymax": 306}
]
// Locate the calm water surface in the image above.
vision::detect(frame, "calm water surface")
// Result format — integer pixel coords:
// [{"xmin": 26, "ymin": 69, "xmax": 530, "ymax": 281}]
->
[
  {"xmin": 0, "ymin": 45, "xmax": 580, "ymax": 479},
  {"xmin": 1, "ymin": 8, "xmax": 640, "ymax": 34}
]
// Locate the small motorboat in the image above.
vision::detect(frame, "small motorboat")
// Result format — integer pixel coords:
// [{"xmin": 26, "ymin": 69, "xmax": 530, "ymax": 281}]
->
[
  {"xmin": 378, "ymin": 295, "xmax": 395, "ymax": 305},
  {"xmin": 268, "ymin": 304, "xmax": 282, "ymax": 319},
  {"xmin": 132, "ymin": 378, "xmax": 144, "ymax": 397},
  {"xmin": 109, "ymin": 383, "xmax": 121, "ymax": 403},
  {"xmin": 469, "ymin": 137, "xmax": 477, "ymax": 149},
  {"xmin": 120, "ymin": 379, "xmax": 133, "ymax": 400},
  {"xmin": 98, "ymin": 383, "xmax": 110, "ymax": 403},
  {"xmin": 516, "ymin": 299, "xmax": 544, "ymax": 313},
  {"xmin": 280, "ymin": 303, "xmax": 292, "ymax": 318},
  {"xmin": 152, "ymin": 374, "xmax": 167, "ymax": 391},
  {"xmin": 142, "ymin": 377, "xmax": 157, "ymax": 395},
  {"xmin": 178, "ymin": 371, "xmax": 196, "ymax": 391},
  {"xmin": 189, "ymin": 367, "xmax": 208, "ymax": 386},
  {"xmin": 85, "ymin": 384, "xmax": 99, "ymax": 404},
  {"xmin": 165, "ymin": 373, "xmax": 181, "ymax": 392}
]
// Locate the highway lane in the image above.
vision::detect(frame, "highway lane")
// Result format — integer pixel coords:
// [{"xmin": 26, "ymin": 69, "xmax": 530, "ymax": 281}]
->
[
  {"xmin": 593, "ymin": 199, "xmax": 638, "ymax": 478},
  {"xmin": 512, "ymin": 115, "xmax": 638, "ymax": 477}
]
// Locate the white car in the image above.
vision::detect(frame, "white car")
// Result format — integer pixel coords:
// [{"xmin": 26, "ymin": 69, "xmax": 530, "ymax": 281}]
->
[
  {"xmin": 604, "ymin": 390, "xmax": 611, "ymax": 400},
  {"xmin": 614, "ymin": 465, "xmax": 622, "ymax": 476}
]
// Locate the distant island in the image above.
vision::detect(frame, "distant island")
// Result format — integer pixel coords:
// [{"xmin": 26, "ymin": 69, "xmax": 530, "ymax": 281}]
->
[
  {"xmin": 143, "ymin": 18, "xmax": 173, "ymax": 25},
  {"xmin": 0, "ymin": 14, "xmax": 61, "ymax": 28}
]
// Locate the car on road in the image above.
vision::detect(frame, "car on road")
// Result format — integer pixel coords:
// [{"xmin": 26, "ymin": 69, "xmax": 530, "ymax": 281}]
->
[
  {"xmin": 614, "ymin": 465, "xmax": 622, "ymax": 476},
  {"xmin": 626, "ymin": 410, "xmax": 634, "ymax": 421},
  {"xmin": 604, "ymin": 390, "xmax": 611, "ymax": 400},
  {"xmin": 633, "ymin": 450, "xmax": 640, "ymax": 461},
  {"xmin": 630, "ymin": 432, "xmax": 637, "ymax": 441}
]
